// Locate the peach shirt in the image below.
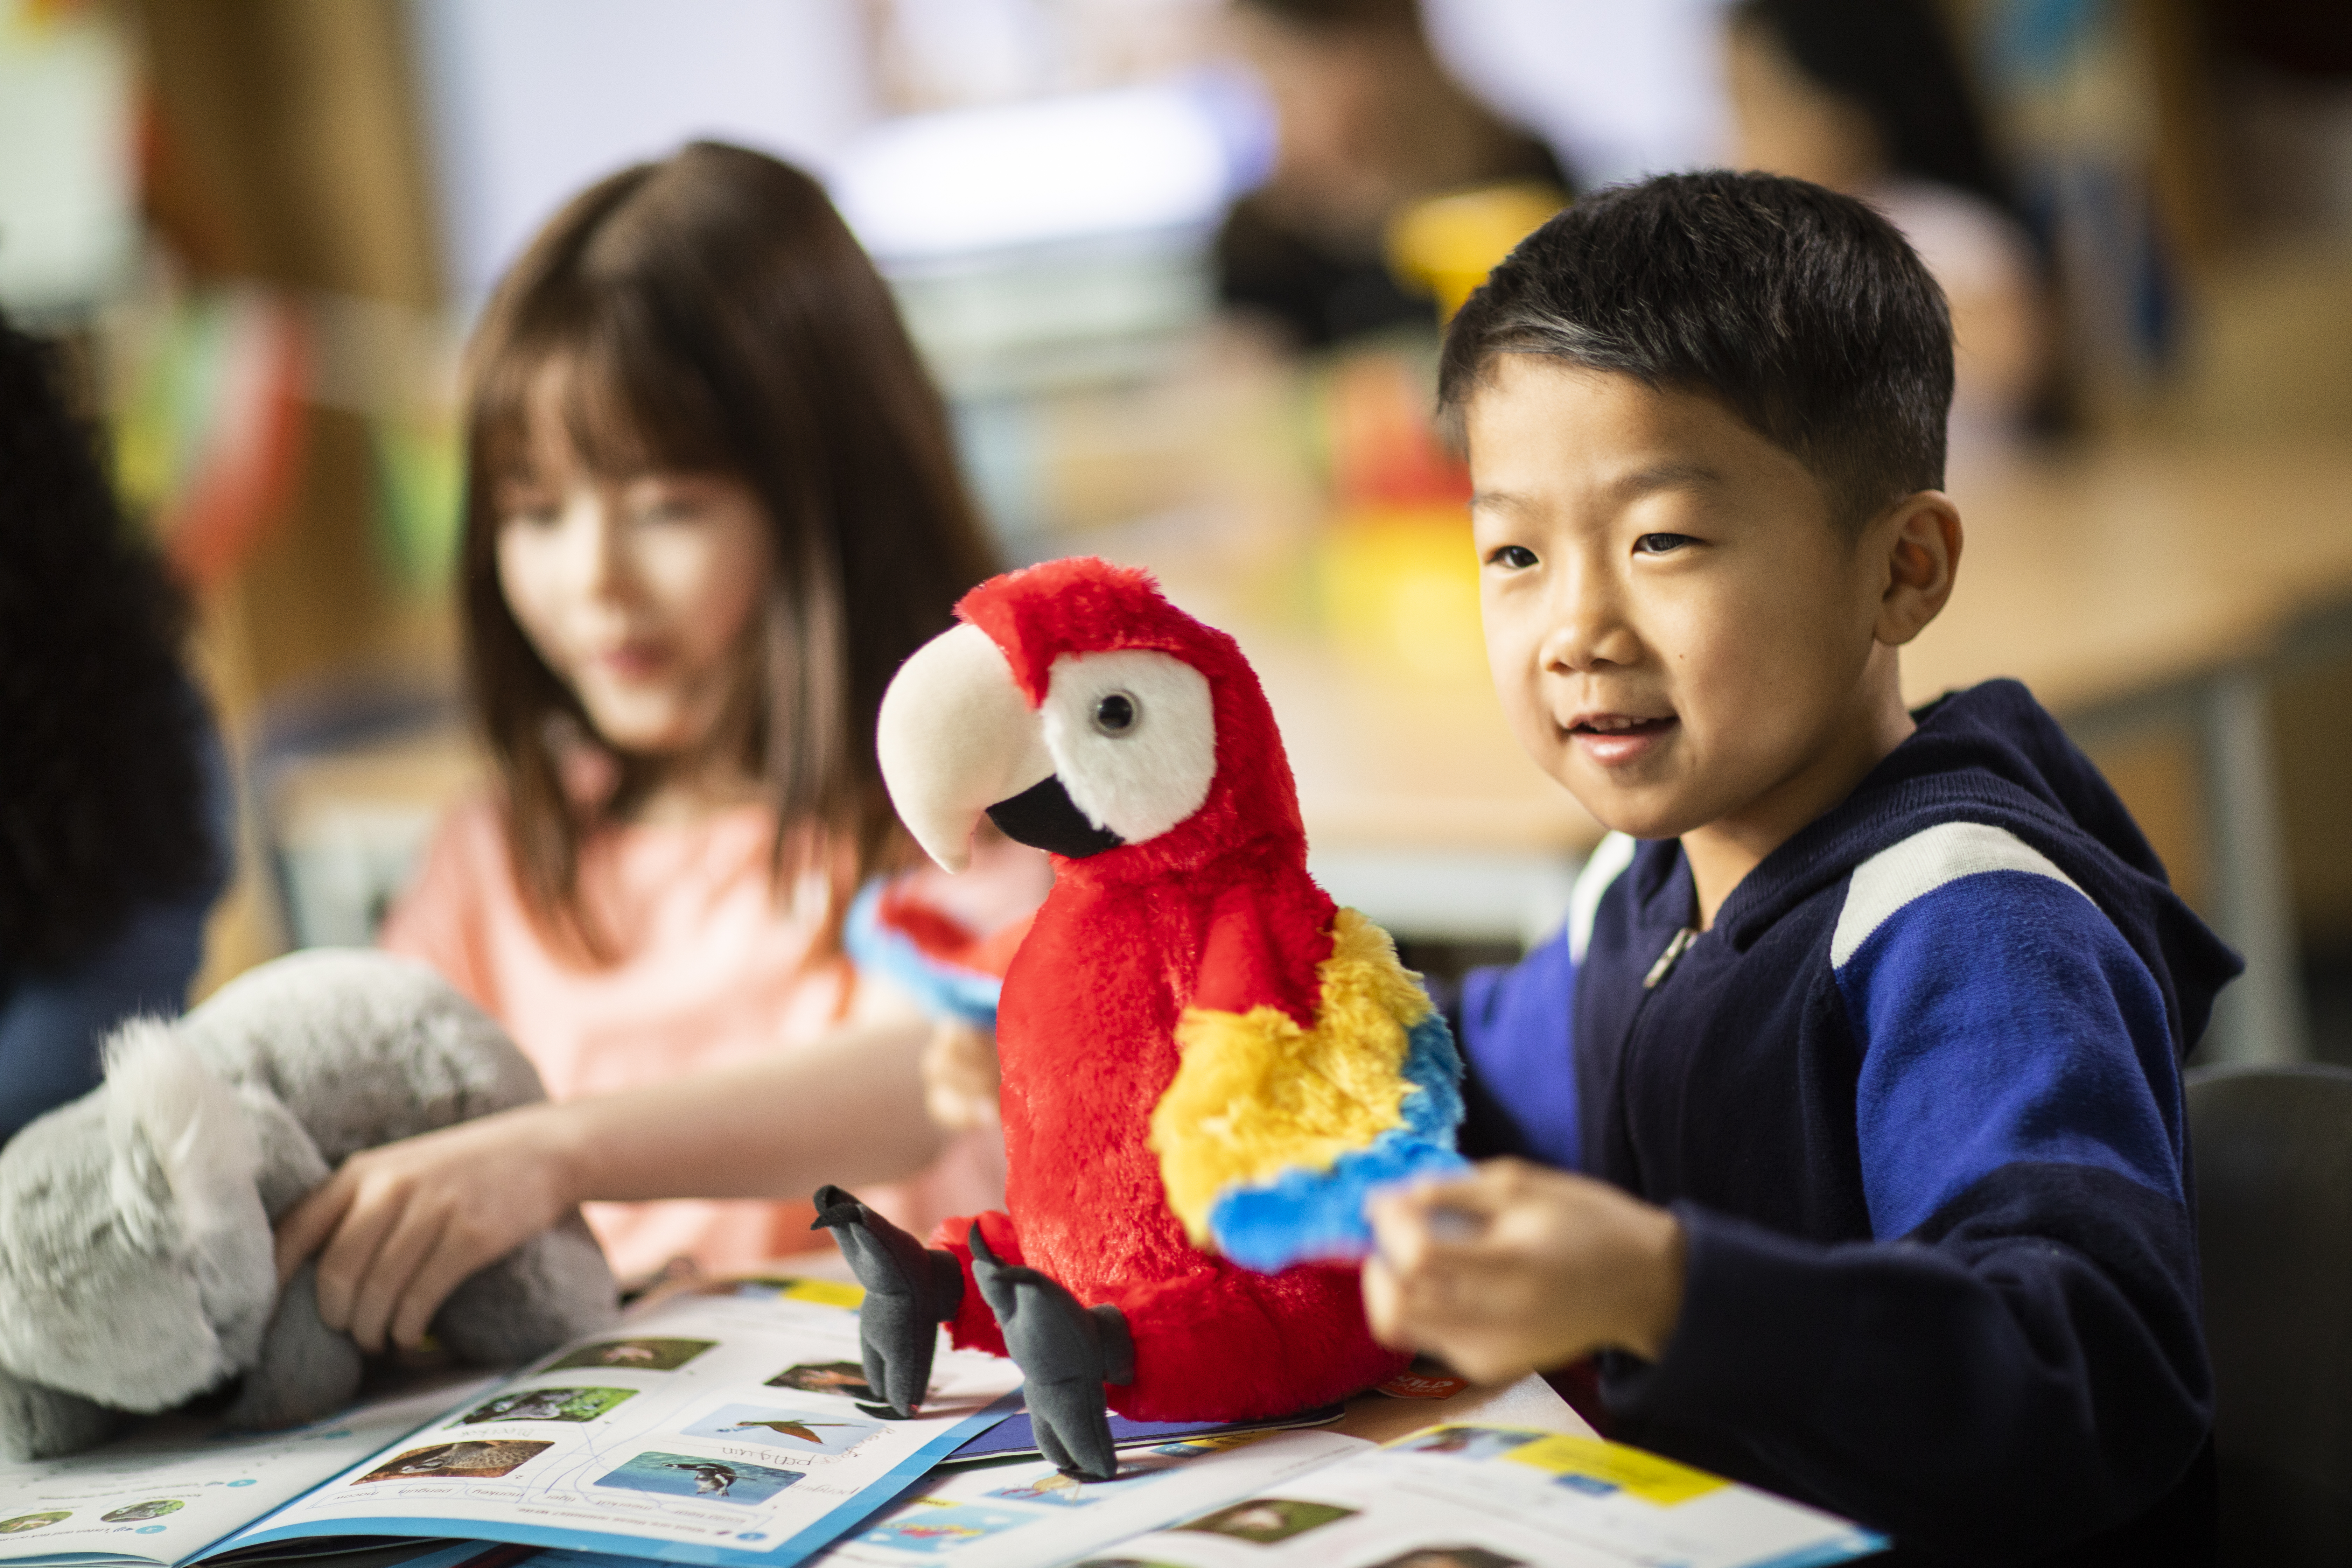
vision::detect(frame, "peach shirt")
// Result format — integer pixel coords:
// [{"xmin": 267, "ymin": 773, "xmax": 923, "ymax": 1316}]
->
[{"xmin": 380, "ymin": 798, "xmax": 1024, "ymax": 1285}]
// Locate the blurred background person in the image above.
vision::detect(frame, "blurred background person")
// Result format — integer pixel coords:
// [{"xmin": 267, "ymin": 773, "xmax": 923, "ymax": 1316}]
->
[
  {"xmin": 273, "ymin": 144, "xmax": 1045, "ymax": 1349},
  {"xmin": 1216, "ymin": 0, "xmax": 1569, "ymax": 348},
  {"xmin": 1724, "ymin": 0, "xmax": 2051, "ymax": 452},
  {"xmin": 0, "ymin": 315, "xmax": 225, "ymax": 1145}
]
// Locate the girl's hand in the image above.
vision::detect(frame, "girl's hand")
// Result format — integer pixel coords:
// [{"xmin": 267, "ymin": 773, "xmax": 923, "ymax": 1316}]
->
[
  {"xmin": 272, "ymin": 1102, "xmax": 587, "ymax": 1353},
  {"xmin": 1362, "ymin": 1158, "xmax": 1686, "ymax": 1384},
  {"xmin": 920, "ymin": 1019, "xmax": 1001, "ymax": 1131}
]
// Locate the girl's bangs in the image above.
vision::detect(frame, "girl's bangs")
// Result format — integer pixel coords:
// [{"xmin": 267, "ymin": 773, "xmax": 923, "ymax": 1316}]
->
[{"xmin": 471, "ymin": 304, "xmax": 736, "ymax": 492}]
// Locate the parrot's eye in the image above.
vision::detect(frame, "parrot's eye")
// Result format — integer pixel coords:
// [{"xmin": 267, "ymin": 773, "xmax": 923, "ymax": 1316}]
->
[
  {"xmin": 1091, "ymin": 692, "xmax": 1138, "ymax": 736},
  {"xmin": 1040, "ymin": 648, "xmax": 1216, "ymax": 849}
]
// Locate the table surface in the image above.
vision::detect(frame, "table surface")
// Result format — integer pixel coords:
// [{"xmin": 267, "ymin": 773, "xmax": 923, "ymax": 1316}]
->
[{"xmin": 1123, "ymin": 437, "xmax": 2352, "ymax": 856}]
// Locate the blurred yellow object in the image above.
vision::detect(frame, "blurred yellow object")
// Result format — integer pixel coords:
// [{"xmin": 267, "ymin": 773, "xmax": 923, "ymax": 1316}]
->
[
  {"xmin": 1317, "ymin": 506, "xmax": 1486, "ymax": 684},
  {"xmin": 1387, "ymin": 181, "xmax": 1570, "ymax": 321}
]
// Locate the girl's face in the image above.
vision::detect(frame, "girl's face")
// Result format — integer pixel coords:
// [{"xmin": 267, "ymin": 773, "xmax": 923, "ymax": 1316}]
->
[{"xmin": 496, "ymin": 446, "xmax": 773, "ymax": 762}]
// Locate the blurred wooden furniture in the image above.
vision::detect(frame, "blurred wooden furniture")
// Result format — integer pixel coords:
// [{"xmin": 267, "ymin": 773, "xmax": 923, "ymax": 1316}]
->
[{"xmin": 1918, "ymin": 441, "xmax": 2352, "ymax": 1063}]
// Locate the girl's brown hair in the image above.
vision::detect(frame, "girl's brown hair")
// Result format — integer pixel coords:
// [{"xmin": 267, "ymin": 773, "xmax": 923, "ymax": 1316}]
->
[{"xmin": 460, "ymin": 141, "xmax": 996, "ymax": 958}]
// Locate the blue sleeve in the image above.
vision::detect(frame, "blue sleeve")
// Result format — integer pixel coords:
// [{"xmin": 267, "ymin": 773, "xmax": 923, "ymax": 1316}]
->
[
  {"xmin": 1606, "ymin": 863, "xmax": 2208, "ymax": 1560},
  {"xmin": 1455, "ymin": 927, "xmax": 1579, "ymax": 1170},
  {"xmin": 0, "ymin": 892, "xmax": 212, "ymax": 1143},
  {"xmin": 1847, "ymin": 870, "xmax": 2183, "ymax": 1239}
]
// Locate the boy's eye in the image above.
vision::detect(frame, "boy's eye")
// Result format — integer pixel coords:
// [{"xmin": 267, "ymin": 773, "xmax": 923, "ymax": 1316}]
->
[
  {"xmin": 1487, "ymin": 545, "xmax": 1539, "ymax": 570},
  {"xmin": 1635, "ymin": 533, "xmax": 1696, "ymax": 555}
]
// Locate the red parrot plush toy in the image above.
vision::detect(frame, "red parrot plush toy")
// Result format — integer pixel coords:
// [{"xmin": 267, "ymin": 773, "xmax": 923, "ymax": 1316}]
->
[{"xmin": 816, "ymin": 557, "xmax": 1465, "ymax": 1479}]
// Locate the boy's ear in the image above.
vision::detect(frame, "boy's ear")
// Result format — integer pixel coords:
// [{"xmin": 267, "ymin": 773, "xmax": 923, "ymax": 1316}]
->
[{"xmin": 1872, "ymin": 491, "xmax": 1963, "ymax": 648}]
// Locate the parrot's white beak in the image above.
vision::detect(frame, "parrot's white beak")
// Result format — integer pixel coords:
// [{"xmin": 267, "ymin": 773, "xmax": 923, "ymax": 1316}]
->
[{"xmin": 877, "ymin": 623, "xmax": 1055, "ymax": 873}]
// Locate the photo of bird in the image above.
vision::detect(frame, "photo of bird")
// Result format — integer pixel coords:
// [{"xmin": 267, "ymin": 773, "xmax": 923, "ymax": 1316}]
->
[
  {"xmin": 726, "ymin": 1418, "xmax": 850, "ymax": 1444},
  {"xmin": 671, "ymin": 1461, "xmax": 737, "ymax": 1496}
]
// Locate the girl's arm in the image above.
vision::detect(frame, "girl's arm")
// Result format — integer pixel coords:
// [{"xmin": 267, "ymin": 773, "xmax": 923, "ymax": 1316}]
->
[{"xmin": 274, "ymin": 1015, "xmax": 942, "ymax": 1352}]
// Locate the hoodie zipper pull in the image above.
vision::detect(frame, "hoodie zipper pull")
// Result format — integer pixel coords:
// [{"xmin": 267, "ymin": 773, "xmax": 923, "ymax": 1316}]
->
[{"xmin": 1644, "ymin": 926, "xmax": 1698, "ymax": 989}]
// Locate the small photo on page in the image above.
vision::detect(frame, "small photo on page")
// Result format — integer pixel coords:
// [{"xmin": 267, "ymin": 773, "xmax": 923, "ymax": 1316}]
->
[
  {"xmin": 355, "ymin": 1440, "xmax": 554, "ymax": 1484},
  {"xmin": 1176, "ymin": 1498, "xmax": 1359, "ymax": 1544},
  {"xmin": 1367, "ymin": 1548, "xmax": 1530, "ymax": 1568},
  {"xmin": 0, "ymin": 1513, "xmax": 70, "ymax": 1533},
  {"xmin": 99, "ymin": 1499, "xmax": 187, "ymax": 1522},
  {"xmin": 594, "ymin": 1450, "xmax": 803, "ymax": 1505},
  {"xmin": 683, "ymin": 1403, "xmax": 884, "ymax": 1457},
  {"xmin": 453, "ymin": 1386, "xmax": 638, "ymax": 1425},
  {"xmin": 858, "ymin": 1502, "xmax": 1034, "ymax": 1553},
  {"xmin": 765, "ymin": 1361, "xmax": 880, "ymax": 1401},
  {"xmin": 546, "ymin": 1337, "xmax": 716, "ymax": 1372},
  {"xmin": 1391, "ymin": 1427, "xmax": 1544, "ymax": 1463}
]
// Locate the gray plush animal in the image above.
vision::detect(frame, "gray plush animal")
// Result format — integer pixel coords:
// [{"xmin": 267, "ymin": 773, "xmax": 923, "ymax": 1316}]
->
[{"xmin": 0, "ymin": 950, "xmax": 618, "ymax": 1460}]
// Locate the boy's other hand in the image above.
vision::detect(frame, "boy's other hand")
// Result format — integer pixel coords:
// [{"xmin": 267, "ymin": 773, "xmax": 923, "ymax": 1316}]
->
[
  {"xmin": 1364, "ymin": 1159, "xmax": 1687, "ymax": 1384},
  {"xmin": 920, "ymin": 1019, "xmax": 1002, "ymax": 1131},
  {"xmin": 272, "ymin": 1103, "xmax": 584, "ymax": 1353}
]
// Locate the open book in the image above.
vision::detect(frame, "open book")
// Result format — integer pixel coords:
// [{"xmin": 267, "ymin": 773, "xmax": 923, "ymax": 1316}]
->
[
  {"xmin": 0, "ymin": 1276, "xmax": 1017, "ymax": 1568},
  {"xmin": 1, "ymin": 1276, "xmax": 1883, "ymax": 1568}
]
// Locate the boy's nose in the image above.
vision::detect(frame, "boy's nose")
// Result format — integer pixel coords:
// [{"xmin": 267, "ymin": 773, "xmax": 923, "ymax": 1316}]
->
[{"xmin": 1540, "ymin": 608, "xmax": 1638, "ymax": 673}]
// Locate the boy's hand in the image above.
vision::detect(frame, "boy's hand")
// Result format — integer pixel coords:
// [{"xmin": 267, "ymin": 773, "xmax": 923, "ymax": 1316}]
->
[
  {"xmin": 1363, "ymin": 1159, "xmax": 1686, "ymax": 1384},
  {"xmin": 272, "ymin": 1103, "xmax": 584, "ymax": 1353},
  {"xmin": 920, "ymin": 1020, "xmax": 1001, "ymax": 1131}
]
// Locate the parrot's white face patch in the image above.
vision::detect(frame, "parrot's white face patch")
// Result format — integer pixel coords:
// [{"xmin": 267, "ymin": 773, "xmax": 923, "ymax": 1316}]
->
[{"xmin": 1041, "ymin": 649, "xmax": 1215, "ymax": 846}]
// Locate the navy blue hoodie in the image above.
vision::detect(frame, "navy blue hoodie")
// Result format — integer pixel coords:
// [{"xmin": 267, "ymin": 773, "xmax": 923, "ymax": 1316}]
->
[{"xmin": 1455, "ymin": 681, "xmax": 2241, "ymax": 1565}]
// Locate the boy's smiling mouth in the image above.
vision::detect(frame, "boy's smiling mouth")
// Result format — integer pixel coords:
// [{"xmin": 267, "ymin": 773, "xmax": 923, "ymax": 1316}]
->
[{"xmin": 1566, "ymin": 710, "xmax": 1680, "ymax": 768}]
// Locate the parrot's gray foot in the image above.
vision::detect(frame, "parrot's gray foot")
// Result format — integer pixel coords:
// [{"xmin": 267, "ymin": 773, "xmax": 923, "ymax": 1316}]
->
[
  {"xmin": 812, "ymin": 1185, "xmax": 962, "ymax": 1416},
  {"xmin": 968, "ymin": 1222, "xmax": 1133, "ymax": 1482}
]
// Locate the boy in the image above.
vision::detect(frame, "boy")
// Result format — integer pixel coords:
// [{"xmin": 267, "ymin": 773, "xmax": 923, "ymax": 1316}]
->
[{"xmin": 1363, "ymin": 172, "xmax": 2238, "ymax": 1565}]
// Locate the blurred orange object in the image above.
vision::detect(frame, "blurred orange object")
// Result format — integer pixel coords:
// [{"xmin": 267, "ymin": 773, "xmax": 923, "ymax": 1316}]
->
[{"xmin": 1316, "ymin": 350, "xmax": 1483, "ymax": 682}]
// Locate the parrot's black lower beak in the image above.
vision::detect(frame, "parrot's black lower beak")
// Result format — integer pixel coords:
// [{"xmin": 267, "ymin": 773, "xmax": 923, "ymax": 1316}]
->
[{"xmin": 986, "ymin": 775, "xmax": 1123, "ymax": 859}]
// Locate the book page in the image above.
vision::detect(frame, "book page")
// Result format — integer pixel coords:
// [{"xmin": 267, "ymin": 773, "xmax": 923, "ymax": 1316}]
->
[
  {"xmin": 1050, "ymin": 1423, "xmax": 1887, "ymax": 1568},
  {"xmin": 218, "ymin": 1278, "xmax": 1021, "ymax": 1568},
  {"xmin": 0, "ymin": 1376, "xmax": 493, "ymax": 1568},
  {"xmin": 814, "ymin": 1427, "xmax": 1370, "ymax": 1567}
]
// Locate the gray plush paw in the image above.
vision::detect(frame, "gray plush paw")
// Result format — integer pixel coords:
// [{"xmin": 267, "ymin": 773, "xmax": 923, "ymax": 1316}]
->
[
  {"xmin": 967, "ymin": 1223, "xmax": 1130, "ymax": 1481},
  {"xmin": 432, "ymin": 1212, "xmax": 619, "ymax": 1367},
  {"xmin": 221, "ymin": 1263, "xmax": 363, "ymax": 1431},
  {"xmin": 0, "ymin": 1364, "xmax": 119, "ymax": 1461}
]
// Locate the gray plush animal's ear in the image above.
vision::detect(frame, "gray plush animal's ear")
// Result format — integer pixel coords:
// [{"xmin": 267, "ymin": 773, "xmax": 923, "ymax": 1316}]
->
[
  {"xmin": 98, "ymin": 1021, "xmax": 276, "ymax": 1379},
  {"xmin": 0, "ymin": 1020, "xmax": 277, "ymax": 1415}
]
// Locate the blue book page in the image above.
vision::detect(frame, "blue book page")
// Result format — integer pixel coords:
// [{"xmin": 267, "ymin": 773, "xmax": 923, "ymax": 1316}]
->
[
  {"xmin": 212, "ymin": 1283, "xmax": 1022, "ymax": 1568},
  {"xmin": 0, "ymin": 1376, "xmax": 497, "ymax": 1568}
]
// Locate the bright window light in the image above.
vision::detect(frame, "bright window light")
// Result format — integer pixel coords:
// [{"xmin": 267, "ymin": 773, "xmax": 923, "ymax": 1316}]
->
[{"xmin": 834, "ymin": 82, "xmax": 1241, "ymax": 264}]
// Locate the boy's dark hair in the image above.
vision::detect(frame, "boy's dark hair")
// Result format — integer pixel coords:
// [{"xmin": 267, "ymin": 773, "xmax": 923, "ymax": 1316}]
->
[{"xmin": 1438, "ymin": 170, "xmax": 1953, "ymax": 531}]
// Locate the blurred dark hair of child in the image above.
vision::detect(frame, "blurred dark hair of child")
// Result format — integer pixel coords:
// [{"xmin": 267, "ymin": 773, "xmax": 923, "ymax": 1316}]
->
[
  {"xmin": 1727, "ymin": 0, "xmax": 2050, "ymax": 449},
  {"xmin": 1219, "ymin": 0, "xmax": 1570, "ymax": 348},
  {"xmin": 0, "ymin": 315, "xmax": 226, "ymax": 1146}
]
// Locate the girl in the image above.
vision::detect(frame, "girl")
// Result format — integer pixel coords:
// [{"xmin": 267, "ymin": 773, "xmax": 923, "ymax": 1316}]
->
[{"xmin": 276, "ymin": 143, "xmax": 1045, "ymax": 1352}]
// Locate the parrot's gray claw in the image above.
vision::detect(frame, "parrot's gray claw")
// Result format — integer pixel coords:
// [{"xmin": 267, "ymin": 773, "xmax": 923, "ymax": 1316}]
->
[
  {"xmin": 813, "ymin": 1185, "xmax": 962, "ymax": 1416},
  {"xmin": 968, "ymin": 1222, "xmax": 1133, "ymax": 1482}
]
